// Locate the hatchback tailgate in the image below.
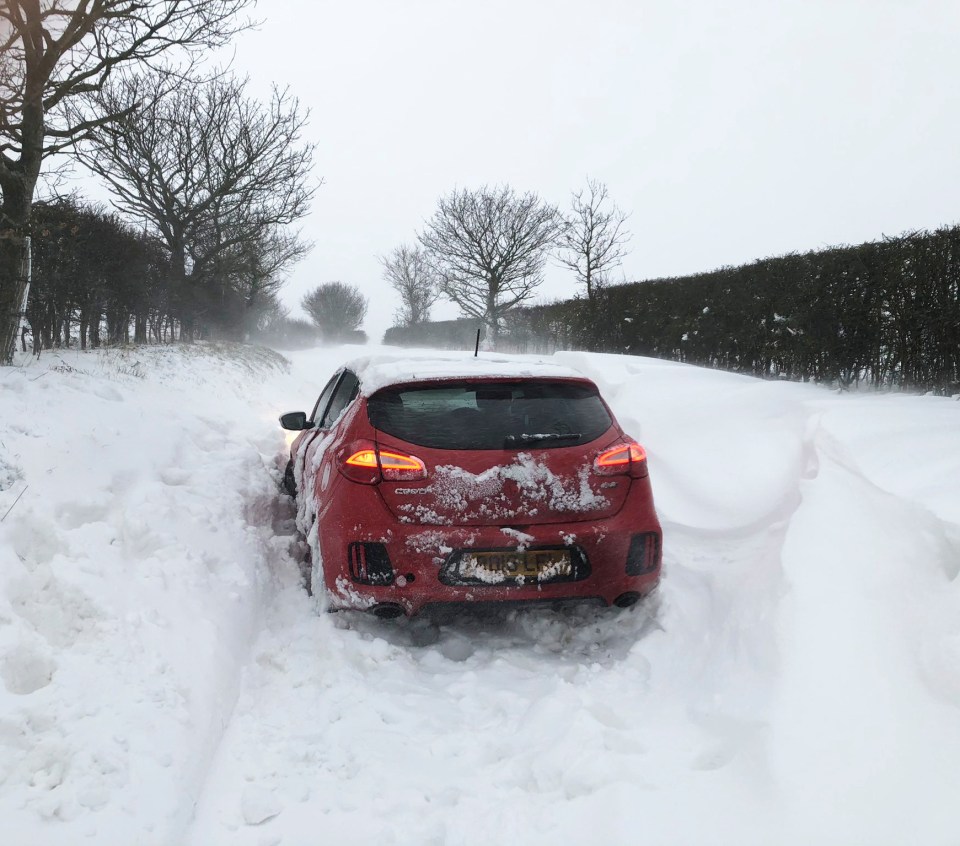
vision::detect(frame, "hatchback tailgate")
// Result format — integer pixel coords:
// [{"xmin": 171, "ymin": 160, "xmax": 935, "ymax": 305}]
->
[{"xmin": 374, "ymin": 433, "xmax": 629, "ymax": 526}]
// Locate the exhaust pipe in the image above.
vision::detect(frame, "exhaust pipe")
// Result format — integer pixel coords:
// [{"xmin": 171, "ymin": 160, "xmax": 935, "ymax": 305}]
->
[
  {"xmin": 613, "ymin": 591, "xmax": 641, "ymax": 608},
  {"xmin": 371, "ymin": 602, "xmax": 405, "ymax": 619}
]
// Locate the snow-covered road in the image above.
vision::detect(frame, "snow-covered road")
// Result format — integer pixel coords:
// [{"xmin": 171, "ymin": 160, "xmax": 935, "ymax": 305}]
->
[{"xmin": 2, "ymin": 343, "xmax": 960, "ymax": 845}]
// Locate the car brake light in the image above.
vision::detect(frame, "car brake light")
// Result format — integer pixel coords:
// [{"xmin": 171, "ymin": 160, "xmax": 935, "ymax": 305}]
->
[
  {"xmin": 341, "ymin": 444, "xmax": 427, "ymax": 484},
  {"xmin": 594, "ymin": 442, "xmax": 648, "ymax": 478},
  {"xmin": 345, "ymin": 449, "xmax": 379, "ymax": 468}
]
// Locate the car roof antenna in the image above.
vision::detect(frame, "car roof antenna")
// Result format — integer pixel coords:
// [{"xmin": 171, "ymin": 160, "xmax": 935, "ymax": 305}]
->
[{"xmin": 474, "ymin": 326, "xmax": 481, "ymax": 357}]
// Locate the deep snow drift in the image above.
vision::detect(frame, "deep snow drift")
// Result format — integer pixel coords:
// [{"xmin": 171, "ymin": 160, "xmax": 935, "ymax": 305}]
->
[{"xmin": 1, "ymin": 342, "xmax": 959, "ymax": 846}]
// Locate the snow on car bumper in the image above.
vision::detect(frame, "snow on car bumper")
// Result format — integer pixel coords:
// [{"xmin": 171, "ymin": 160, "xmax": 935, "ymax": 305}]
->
[{"xmin": 321, "ymin": 500, "xmax": 661, "ymax": 616}]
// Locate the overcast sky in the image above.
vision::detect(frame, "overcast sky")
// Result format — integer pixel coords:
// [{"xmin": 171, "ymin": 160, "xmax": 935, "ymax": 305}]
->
[{"xmin": 223, "ymin": 0, "xmax": 960, "ymax": 340}]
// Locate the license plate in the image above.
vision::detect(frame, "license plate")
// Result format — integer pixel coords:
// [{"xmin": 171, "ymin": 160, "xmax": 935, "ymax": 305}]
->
[
  {"xmin": 463, "ymin": 549, "xmax": 573, "ymax": 582},
  {"xmin": 440, "ymin": 546, "xmax": 588, "ymax": 587}
]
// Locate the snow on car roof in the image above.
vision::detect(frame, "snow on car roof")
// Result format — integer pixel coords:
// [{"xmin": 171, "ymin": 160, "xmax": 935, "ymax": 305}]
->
[{"xmin": 343, "ymin": 350, "xmax": 592, "ymax": 396}]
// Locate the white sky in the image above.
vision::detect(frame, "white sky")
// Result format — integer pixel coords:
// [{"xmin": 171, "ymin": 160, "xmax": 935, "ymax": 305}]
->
[{"xmin": 216, "ymin": 1, "xmax": 960, "ymax": 338}]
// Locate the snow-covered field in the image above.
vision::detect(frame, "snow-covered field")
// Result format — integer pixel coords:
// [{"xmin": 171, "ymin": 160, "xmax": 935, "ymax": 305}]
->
[{"xmin": 1, "ymin": 342, "xmax": 959, "ymax": 846}]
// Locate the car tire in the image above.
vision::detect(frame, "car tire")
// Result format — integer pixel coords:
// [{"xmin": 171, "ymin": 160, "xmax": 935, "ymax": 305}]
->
[{"xmin": 282, "ymin": 459, "xmax": 297, "ymax": 498}]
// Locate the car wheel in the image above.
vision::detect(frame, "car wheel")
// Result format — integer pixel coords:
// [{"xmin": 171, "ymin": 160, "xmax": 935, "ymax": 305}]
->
[{"xmin": 282, "ymin": 459, "xmax": 297, "ymax": 498}]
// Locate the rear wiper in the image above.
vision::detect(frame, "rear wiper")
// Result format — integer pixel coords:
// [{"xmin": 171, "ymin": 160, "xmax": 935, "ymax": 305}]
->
[{"xmin": 504, "ymin": 432, "xmax": 582, "ymax": 447}]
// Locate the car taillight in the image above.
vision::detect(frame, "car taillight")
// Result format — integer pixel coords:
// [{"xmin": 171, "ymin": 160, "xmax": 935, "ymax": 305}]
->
[
  {"xmin": 594, "ymin": 441, "xmax": 648, "ymax": 478},
  {"xmin": 376, "ymin": 450, "xmax": 427, "ymax": 481},
  {"xmin": 340, "ymin": 442, "xmax": 427, "ymax": 484}
]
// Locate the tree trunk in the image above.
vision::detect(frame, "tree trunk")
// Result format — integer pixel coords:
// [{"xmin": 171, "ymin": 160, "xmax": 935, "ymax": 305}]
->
[
  {"xmin": 0, "ymin": 181, "xmax": 32, "ymax": 363},
  {"xmin": 134, "ymin": 311, "xmax": 147, "ymax": 344},
  {"xmin": 0, "ymin": 79, "xmax": 43, "ymax": 364},
  {"xmin": 484, "ymin": 282, "xmax": 499, "ymax": 350},
  {"xmin": 28, "ymin": 317, "xmax": 41, "ymax": 355}
]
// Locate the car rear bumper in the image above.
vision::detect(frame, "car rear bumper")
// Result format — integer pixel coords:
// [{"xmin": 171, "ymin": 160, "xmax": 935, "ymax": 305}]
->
[{"xmin": 319, "ymin": 489, "xmax": 661, "ymax": 616}]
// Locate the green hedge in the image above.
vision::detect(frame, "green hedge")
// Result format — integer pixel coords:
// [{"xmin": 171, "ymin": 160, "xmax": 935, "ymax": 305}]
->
[{"xmin": 384, "ymin": 226, "xmax": 960, "ymax": 392}]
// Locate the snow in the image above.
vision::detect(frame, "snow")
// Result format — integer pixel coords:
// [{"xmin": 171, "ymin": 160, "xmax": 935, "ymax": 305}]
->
[
  {"xmin": 393, "ymin": 454, "xmax": 609, "ymax": 525},
  {"xmin": 1, "ymin": 342, "xmax": 960, "ymax": 845},
  {"xmin": 343, "ymin": 349, "xmax": 589, "ymax": 396}
]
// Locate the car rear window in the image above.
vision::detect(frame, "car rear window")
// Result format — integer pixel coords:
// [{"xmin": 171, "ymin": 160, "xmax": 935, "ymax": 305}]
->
[{"xmin": 366, "ymin": 381, "xmax": 613, "ymax": 450}]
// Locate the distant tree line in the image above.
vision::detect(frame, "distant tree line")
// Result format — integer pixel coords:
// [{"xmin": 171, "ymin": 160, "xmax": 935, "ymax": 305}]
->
[
  {"xmin": 383, "ymin": 316, "xmax": 485, "ymax": 351},
  {"xmin": 386, "ymin": 226, "xmax": 960, "ymax": 394}
]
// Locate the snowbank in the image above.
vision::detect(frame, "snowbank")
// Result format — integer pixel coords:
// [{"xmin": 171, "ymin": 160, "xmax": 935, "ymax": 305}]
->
[{"xmin": 0, "ymin": 344, "xmax": 308, "ymax": 844}]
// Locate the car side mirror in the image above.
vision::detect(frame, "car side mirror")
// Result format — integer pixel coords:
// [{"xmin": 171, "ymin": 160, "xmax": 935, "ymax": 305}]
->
[{"xmin": 279, "ymin": 411, "xmax": 314, "ymax": 431}]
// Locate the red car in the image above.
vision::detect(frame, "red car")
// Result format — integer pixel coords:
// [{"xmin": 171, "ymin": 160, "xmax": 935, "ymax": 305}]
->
[{"xmin": 280, "ymin": 355, "xmax": 661, "ymax": 618}]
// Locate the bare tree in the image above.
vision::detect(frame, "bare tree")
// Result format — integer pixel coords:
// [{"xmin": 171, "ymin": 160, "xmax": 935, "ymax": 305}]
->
[
  {"xmin": 0, "ymin": 0, "xmax": 253, "ymax": 362},
  {"xmin": 380, "ymin": 244, "xmax": 439, "ymax": 326},
  {"xmin": 203, "ymin": 226, "xmax": 313, "ymax": 339},
  {"xmin": 238, "ymin": 229, "xmax": 312, "ymax": 337},
  {"xmin": 418, "ymin": 185, "xmax": 561, "ymax": 344},
  {"xmin": 302, "ymin": 281, "xmax": 367, "ymax": 342},
  {"xmin": 76, "ymin": 70, "xmax": 315, "ymax": 338},
  {"xmin": 557, "ymin": 178, "xmax": 631, "ymax": 300}
]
